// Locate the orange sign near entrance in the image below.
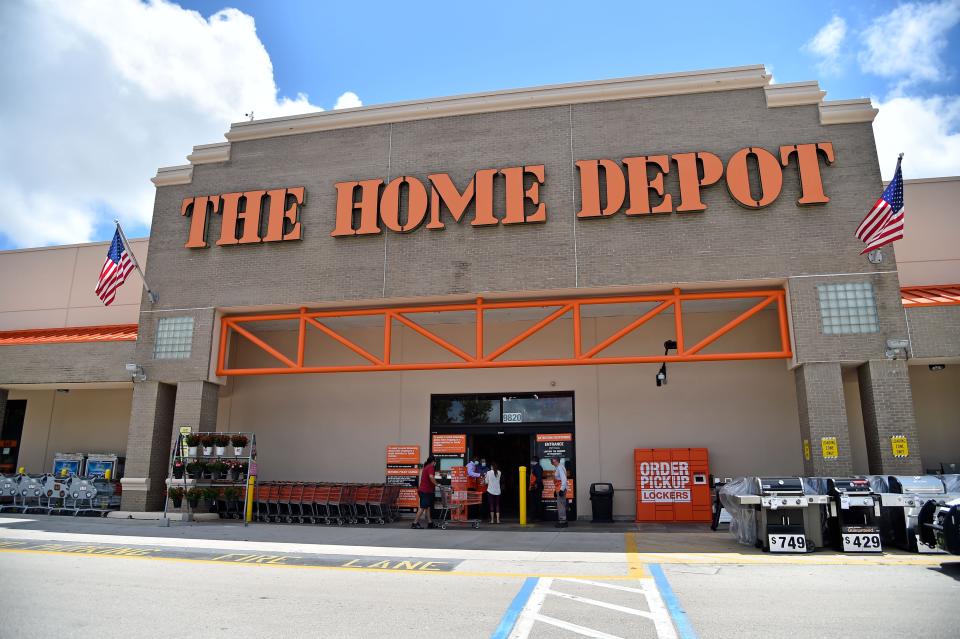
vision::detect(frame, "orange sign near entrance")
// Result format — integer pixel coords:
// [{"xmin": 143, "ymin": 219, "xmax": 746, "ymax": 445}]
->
[
  {"xmin": 386, "ymin": 445, "xmax": 420, "ymax": 466},
  {"xmin": 432, "ymin": 434, "xmax": 466, "ymax": 454},
  {"xmin": 635, "ymin": 448, "xmax": 711, "ymax": 523}
]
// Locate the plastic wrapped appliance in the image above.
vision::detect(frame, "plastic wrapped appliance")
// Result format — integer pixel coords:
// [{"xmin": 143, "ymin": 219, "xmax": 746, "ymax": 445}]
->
[
  {"xmin": 827, "ymin": 477, "xmax": 882, "ymax": 552},
  {"xmin": 84, "ymin": 454, "xmax": 124, "ymax": 480},
  {"xmin": 52, "ymin": 453, "xmax": 86, "ymax": 478},
  {"xmin": 731, "ymin": 477, "xmax": 829, "ymax": 552},
  {"xmin": 876, "ymin": 475, "xmax": 954, "ymax": 552}
]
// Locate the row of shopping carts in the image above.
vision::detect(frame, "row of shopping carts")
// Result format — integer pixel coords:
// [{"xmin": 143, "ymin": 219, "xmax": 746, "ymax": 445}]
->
[
  {"xmin": 255, "ymin": 482, "xmax": 401, "ymax": 525},
  {"xmin": 0, "ymin": 473, "xmax": 120, "ymax": 516}
]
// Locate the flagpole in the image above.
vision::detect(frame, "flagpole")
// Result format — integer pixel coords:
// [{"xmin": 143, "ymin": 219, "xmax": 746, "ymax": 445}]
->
[{"xmin": 114, "ymin": 220, "xmax": 158, "ymax": 304}]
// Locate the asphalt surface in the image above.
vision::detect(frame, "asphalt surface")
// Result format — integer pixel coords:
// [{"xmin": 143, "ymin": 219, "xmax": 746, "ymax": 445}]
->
[{"xmin": 0, "ymin": 514, "xmax": 957, "ymax": 638}]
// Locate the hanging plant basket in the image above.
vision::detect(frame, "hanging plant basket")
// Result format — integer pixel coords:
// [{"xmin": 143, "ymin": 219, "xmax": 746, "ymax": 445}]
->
[{"xmin": 231, "ymin": 434, "xmax": 249, "ymax": 457}]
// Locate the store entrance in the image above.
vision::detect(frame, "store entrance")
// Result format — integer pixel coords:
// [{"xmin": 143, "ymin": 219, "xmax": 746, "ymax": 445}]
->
[{"xmin": 471, "ymin": 432, "xmax": 530, "ymax": 518}]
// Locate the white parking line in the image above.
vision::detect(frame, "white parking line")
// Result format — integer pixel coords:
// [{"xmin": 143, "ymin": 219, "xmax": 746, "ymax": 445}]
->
[{"xmin": 506, "ymin": 576, "xmax": 678, "ymax": 639}]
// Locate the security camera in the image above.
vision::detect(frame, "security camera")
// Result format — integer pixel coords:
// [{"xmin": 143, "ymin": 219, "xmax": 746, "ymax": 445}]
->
[
  {"xmin": 886, "ymin": 339, "xmax": 910, "ymax": 350},
  {"xmin": 125, "ymin": 363, "xmax": 146, "ymax": 382},
  {"xmin": 655, "ymin": 364, "xmax": 667, "ymax": 387}
]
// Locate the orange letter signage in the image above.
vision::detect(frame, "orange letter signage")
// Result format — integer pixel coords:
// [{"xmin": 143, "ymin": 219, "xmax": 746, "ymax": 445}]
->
[{"xmin": 779, "ymin": 143, "xmax": 835, "ymax": 206}]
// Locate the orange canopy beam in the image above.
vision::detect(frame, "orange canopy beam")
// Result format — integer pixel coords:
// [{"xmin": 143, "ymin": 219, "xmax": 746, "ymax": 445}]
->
[{"xmin": 216, "ymin": 288, "xmax": 792, "ymax": 376}]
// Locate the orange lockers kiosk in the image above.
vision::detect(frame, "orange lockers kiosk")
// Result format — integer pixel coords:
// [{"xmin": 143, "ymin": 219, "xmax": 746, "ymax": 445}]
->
[{"xmin": 635, "ymin": 448, "xmax": 711, "ymax": 522}]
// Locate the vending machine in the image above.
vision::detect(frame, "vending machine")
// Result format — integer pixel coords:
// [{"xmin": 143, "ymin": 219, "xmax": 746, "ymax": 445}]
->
[
  {"xmin": 52, "ymin": 453, "xmax": 86, "ymax": 477},
  {"xmin": 84, "ymin": 454, "xmax": 124, "ymax": 479}
]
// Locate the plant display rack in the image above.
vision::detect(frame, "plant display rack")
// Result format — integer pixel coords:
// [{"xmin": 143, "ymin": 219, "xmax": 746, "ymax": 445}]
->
[{"xmin": 163, "ymin": 431, "xmax": 257, "ymax": 525}]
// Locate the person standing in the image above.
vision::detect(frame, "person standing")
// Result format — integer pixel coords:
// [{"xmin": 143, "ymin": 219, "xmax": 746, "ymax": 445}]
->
[
  {"xmin": 551, "ymin": 457, "xmax": 568, "ymax": 528},
  {"xmin": 484, "ymin": 462, "xmax": 502, "ymax": 524},
  {"xmin": 413, "ymin": 456, "xmax": 437, "ymax": 529},
  {"xmin": 528, "ymin": 456, "xmax": 544, "ymax": 521}
]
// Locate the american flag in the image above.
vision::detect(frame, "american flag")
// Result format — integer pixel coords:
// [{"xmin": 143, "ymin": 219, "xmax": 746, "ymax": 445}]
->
[
  {"xmin": 96, "ymin": 229, "xmax": 135, "ymax": 306},
  {"xmin": 855, "ymin": 156, "xmax": 905, "ymax": 254}
]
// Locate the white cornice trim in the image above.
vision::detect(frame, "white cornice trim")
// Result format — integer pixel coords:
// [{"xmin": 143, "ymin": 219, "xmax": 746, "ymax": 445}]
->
[
  {"xmin": 151, "ymin": 164, "xmax": 193, "ymax": 186},
  {"xmin": 764, "ymin": 81, "xmax": 826, "ymax": 107},
  {"xmin": 186, "ymin": 142, "xmax": 230, "ymax": 165},
  {"xmin": 224, "ymin": 65, "xmax": 771, "ymax": 143},
  {"xmin": 820, "ymin": 98, "xmax": 879, "ymax": 125}
]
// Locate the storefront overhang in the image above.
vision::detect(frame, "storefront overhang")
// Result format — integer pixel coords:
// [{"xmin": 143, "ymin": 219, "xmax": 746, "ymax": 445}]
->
[
  {"xmin": 900, "ymin": 284, "xmax": 960, "ymax": 306},
  {"xmin": 216, "ymin": 288, "xmax": 791, "ymax": 376}
]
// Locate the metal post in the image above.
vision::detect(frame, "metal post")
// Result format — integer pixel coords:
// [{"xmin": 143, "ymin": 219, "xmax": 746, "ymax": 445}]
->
[
  {"xmin": 114, "ymin": 219, "xmax": 158, "ymax": 303},
  {"xmin": 519, "ymin": 465, "xmax": 527, "ymax": 526},
  {"xmin": 245, "ymin": 475, "xmax": 256, "ymax": 525}
]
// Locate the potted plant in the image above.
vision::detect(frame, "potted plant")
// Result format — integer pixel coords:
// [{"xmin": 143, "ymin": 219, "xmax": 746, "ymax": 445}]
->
[
  {"xmin": 223, "ymin": 486, "xmax": 241, "ymax": 517},
  {"xmin": 168, "ymin": 486, "xmax": 185, "ymax": 508},
  {"xmin": 185, "ymin": 433, "xmax": 201, "ymax": 457},
  {"xmin": 172, "ymin": 460, "xmax": 185, "ymax": 479},
  {"xmin": 186, "ymin": 487, "xmax": 203, "ymax": 509},
  {"xmin": 200, "ymin": 434, "xmax": 215, "ymax": 456},
  {"xmin": 208, "ymin": 461, "xmax": 227, "ymax": 480},
  {"xmin": 203, "ymin": 487, "xmax": 222, "ymax": 514},
  {"xmin": 186, "ymin": 461, "xmax": 205, "ymax": 479},
  {"xmin": 213, "ymin": 434, "xmax": 230, "ymax": 456},
  {"xmin": 230, "ymin": 434, "xmax": 248, "ymax": 456}
]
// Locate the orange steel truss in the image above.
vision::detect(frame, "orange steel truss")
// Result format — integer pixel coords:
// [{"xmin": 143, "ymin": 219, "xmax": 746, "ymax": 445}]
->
[{"xmin": 216, "ymin": 288, "xmax": 791, "ymax": 376}]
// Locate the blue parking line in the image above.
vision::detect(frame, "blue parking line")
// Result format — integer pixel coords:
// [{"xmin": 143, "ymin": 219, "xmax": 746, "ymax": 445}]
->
[
  {"xmin": 648, "ymin": 563, "xmax": 698, "ymax": 639},
  {"xmin": 490, "ymin": 577, "xmax": 538, "ymax": 639}
]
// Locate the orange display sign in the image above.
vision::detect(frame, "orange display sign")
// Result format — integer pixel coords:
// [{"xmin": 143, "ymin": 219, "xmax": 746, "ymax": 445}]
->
[
  {"xmin": 536, "ymin": 433, "xmax": 572, "ymax": 442},
  {"xmin": 432, "ymin": 434, "xmax": 466, "ymax": 454},
  {"xmin": 635, "ymin": 448, "xmax": 711, "ymax": 523},
  {"xmin": 386, "ymin": 445, "xmax": 420, "ymax": 466},
  {"xmin": 542, "ymin": 476, "xmax": 574, "ymax": 500},
  {"xmin": 397, "ymin": 488, "xmax": 419, "ymax": 509}
]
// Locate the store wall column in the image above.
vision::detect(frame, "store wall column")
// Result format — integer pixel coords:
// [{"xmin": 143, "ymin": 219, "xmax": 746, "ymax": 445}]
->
[
  {"xmin": 172, "ymin": 381, "xmax": 219, "ymax": 432},
  {"xmin": 0, "ymin": 388, "xmax": 7, "ymax": 434},
  {"xmin": 794, "ymin": 362, "xmax": 854, "ymax": 475},
  {"xmin": 857, "ymin": 359, "xmax": 922, "ymax": 474},
  {"xmin": 120, "ymin": 381, "xmax": 176, "ymax": 511}
]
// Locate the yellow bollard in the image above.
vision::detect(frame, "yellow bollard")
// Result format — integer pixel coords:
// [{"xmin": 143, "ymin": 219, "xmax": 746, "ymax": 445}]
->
[
  {"xmin": 245, "ymin": 475, "xmax": 256, "ymax": 524},
  {"xmin": 519, "ymin": 465, "xmax": 527, "ymax": 526}
]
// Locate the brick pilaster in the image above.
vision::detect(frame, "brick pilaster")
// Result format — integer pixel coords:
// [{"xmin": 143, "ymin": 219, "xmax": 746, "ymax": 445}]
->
[
  {"xmin": 120, "ymin": 381, "xmax": 176, "ymax": 511},
  {"xmin": 794, "ymin": 362, "xmax": 854, "ymax": 476},
  {"xmin": 858, "ymin": 359, "xmax": 922, "ymax": 474}
]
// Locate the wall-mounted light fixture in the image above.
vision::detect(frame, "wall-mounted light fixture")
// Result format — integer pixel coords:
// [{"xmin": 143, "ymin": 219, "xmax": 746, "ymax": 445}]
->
[
  {"xmin": 656, "ymin": 340, "xmax": 678, "ymax": 387},
  {"xmin": 884, "ymin": 338, "xmax": 910, "ymax": 360},
  {"xmin": 929, "ymin": 364, "xmax": 946, "ymax": 372},
  {"xmin": 125, "ymin": 363, "xmax": 146, "ymax": 383}
]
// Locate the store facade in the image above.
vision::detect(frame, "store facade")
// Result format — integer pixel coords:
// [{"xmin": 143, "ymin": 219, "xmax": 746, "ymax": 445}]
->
[{"xmin": 1, "ymin": 65, "xmax": 957, "ymax": 517}]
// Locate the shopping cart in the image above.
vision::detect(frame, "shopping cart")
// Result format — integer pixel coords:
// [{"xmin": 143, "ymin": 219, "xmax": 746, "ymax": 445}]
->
[{"xmin": 435, "ymin": 485, "xmax": 482, "ymax": 530}]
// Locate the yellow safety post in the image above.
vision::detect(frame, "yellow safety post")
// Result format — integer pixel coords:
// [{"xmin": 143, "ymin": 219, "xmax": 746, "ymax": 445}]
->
[
  {"xmin": 519, "ymin": 465, "xmax": 527, "ymax": 526},
  {"xmin": 245, "ymin": 475, "xmax": 256, "ymax": 525}
]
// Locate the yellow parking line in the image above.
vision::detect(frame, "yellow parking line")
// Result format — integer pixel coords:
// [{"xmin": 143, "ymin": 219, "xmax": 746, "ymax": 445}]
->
[{"xmin": 624, "ymin": 532, "xmax": 647, "ymax": 578}]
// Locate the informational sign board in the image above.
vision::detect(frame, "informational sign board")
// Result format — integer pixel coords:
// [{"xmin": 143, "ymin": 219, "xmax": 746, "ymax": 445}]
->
[
  {"xmin": 179, "ymin": 426, "xmax": 192, "ymax": 457},
  {"xmin": 890, "ymin": 435, "xmax": 909, "ymax": 458},
  {"xmin": 821, "ymin": 437, "xmax": 839, "ymax": 459},
  {"xmin": 803, "ymin": 439, "xmax": 811, "ymax": 461},
  {"xmin": 535, "ymin": 433, "xmax": 572, "ymax": 459},
  {"xmin": 432, "ymin": 434, "xmax": 466, "ymax": 456},
  {"xmin": 386, "ymin": 445, "xmax": 420, "ymax": 466},
  {"xmin": 385, "ymin": 444, "xmax": 421, "ymax": 512}
]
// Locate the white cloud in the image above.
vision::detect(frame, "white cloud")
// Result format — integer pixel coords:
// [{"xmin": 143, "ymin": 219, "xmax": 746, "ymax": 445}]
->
[
  {"xmin": 804, "ymin": 15, "xmax": 847, "ymax": 74},
  {"xmin": 334, "ymin": 91, "xmax": 363, "ymax": 110},
  {"xmin": 873, "ymin": 94, "xmax": 960, "ymax": 179},
  {"xmin": 0, "ymin": 0, "xmax": 359, "ymax": 248},
  {"xmin": 859, "ymin": 0, "xmax": 960, "ymax": 85}
]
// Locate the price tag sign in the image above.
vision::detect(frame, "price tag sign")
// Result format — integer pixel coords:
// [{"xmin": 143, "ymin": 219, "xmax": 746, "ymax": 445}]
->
[
  {"xmin": 821, "ymin": 437, "xmax": 839, "ymax": 459},
  {"xmin": 768, "ymin": 534, "xmax": 807, "ymax": 553},
  {"xmin": 842, "ymin": 533, "xmax": 882, "ymax": 552},
  {"xmin": 890, "ymin": 436, "xmax": 909, "ymax": 458}
]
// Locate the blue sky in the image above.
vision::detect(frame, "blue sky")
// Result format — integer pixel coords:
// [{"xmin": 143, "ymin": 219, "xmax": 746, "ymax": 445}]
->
[{"xmin": 1, "ymin": 0, "xmax": 959, "ymax": 249}]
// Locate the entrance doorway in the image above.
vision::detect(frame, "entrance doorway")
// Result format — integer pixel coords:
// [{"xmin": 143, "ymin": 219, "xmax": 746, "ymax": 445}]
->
[
  {"xmin": 429, "ymin": 391, "xmax": 576, "ymax": 522},
  {"xmin": 471, "ymin": 432, "xmax": 529, "ymax": 517}
]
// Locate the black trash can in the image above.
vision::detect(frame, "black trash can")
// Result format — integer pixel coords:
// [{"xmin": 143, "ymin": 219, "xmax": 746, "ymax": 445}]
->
[{"xmin": 589, "ymin": 483, "xmax": 614, "ymax": 522}]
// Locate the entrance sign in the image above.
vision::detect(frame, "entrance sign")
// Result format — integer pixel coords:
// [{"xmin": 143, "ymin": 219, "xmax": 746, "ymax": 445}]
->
[
  {"xmin": 385, "ymin": 444, "xmax": 420, "ymax": 511},
  {"xmin": 535, "ymin": 433, "xmax": 572, "ymax": 459},
  {"xmin": 180, "ymin": 143, "xmax": 835, "ymax": 247}
]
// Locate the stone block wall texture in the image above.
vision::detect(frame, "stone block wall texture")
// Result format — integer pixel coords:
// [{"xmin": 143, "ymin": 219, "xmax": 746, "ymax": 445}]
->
[
  {"xmin": 905, "ymin": 306, "xmax": 960, "ymax": 359},
  {"xmin": 120, "ymin": 381, "xmax": 175, "ymax": 511},
  {"xmin": 171, "ymin": 380, "xmax": 219, "ymax": 433},
  {"xmin": 857, "ymin": 359, "xmax": 922, "ymax": 474},
  {"xmin": 794, "ymin": 362, "xmax": 854, "ymax": 475},
  {"xmin": 0, "ymin": 342, "xmax": 135, "ymax": 384}
]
